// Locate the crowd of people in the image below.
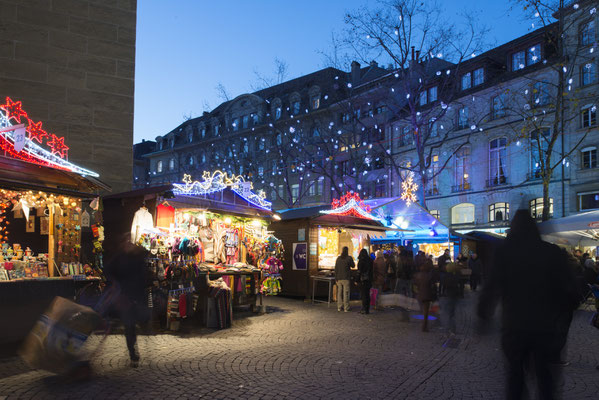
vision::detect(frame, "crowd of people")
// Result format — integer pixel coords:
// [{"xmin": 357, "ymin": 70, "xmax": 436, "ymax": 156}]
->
[{"xmin": 333, "ymin": 209, "xmax": 599, "ymax": 399}]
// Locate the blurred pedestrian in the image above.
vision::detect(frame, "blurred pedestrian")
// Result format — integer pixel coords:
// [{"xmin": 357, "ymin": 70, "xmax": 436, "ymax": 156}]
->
[
  {"xmin": 478, "ymin": 210, "xmax": 579, "ymax": 399},
  {"xmin": 441, "ymin": 262, "xmax": 461, "ymax": 334},
  {"xmin": 373, "ymin": 250, "xmax": 387, "ymax": 310},
  {"xmin": 414, "ymin": 259, "xmax": 437, "ymax": 332},
  {"xmin": 105, "ymin": 238, "xmax": 150, "ymax": 367},
  {"xmin": 335, "ymin": 246, "xmax": 354, "ymax": 312},
  {"xmin": 398, "ymin": 249, "xmax": 415, "ymax": 297},
  {"xmin": 437, "ymin": 249, "xmax": 450, "ymax": 296},
  {"xmin": 357, "ymin": 249, "xmax": 373, "ymax": 314},
  {"xmin": 468, "ymin": 252, "xmax": 483, "ymax": 292}
]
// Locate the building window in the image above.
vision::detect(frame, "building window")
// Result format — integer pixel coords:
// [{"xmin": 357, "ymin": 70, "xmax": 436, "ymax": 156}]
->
[
  {"xmin": 430, "ymin": 209, "xmax": 440, "ymax": 219},
  {"xmin": 187, "ymin": 155, "xmax": 194, "ymax": 166},
  {"xmin": 317, "ymin": 177, "xmax": 324, "ymax": 195},
  {"xmin": 258, "ymin": 166, "xmax": 264, "ymax": 176},
  {"xmin": 489, "ymin": 202, "xmax": 509, "ymax": 222},
  {"xmin": 428, "ymin": 86, "xmax": 437, "ymax": 103},
  {"xmin": 275, "ymin": 107, "xmax": 282, "ymax": 120},
  {"xmin": 278, "ymin": 184, "xmax": 284, "ymax": 198},
  {"xmin": 232, "ymin": 118, "xmax": 239, "ymax": 131},
  {"xmin": 454, "ymin": 147, "xmax": 470, "ymax": 191},
  {"xmin": 243, "ymin": 141, "xmax": 249, "ymax": 154},
  {"xmin": 512, "ymin": 50, "xmax": 525, "ymax": 71},
  {"xmin": 159, "ymin": 141, "xmax": 164, "ymax": 151},
  {"xmin": 292, "ymin": 101, "xmax": 300, "ymax": 115},
  {"xmin": 473, "ymin": 68, "xmax": 484, "ymax": 86},
  {"xmin": 156, "ymin": 160, "xmax": 163, "ymax": 173},
  {"xmin": 169, "ymin": 138, "xmax": 175, "ymax": 148},
  {"xmin": 530, "ymin": 197, "xmax": 553, "ymax": 219},
  {"xmin": 533, "ymin": 82, "xmax": 551, "ymax": 106},
  {"xmin": 374, "ymin": 181, "xmax": 385, "ymax": 197},
  {"xmin": 492, "ymin": 94, "xmax": 506, "ymax": 119},
  {"xmin": 429, "ymin": 120, "xmax": 438, "ymax": 137},
  {"xmin": 242, "ymin": 115, "xmax": 249, "ymax": 129},
  {"xmin": 169, "ymin": 158, "xmax": 175, "ymax": 171},
  {"xmin": 531, "ymin": 128, "xmax": 550, "ymax": 178},
  {"xmin": 270, "ymin": 190, "xmax": 277, "ymax": 201},
  {"xmin": 582, "ymin": 105, "xmax": 597, "ymax": 128},
  {"xmin": 461, "ymin": 72, "xmax": 472, "ymax": 90},
  {"xmin": 258, "ymin": 138, "xmax": 265, "ymax": 150},
  {"xmin": 252, "ymin": 113, "xmax": 260, "ymax": 125},
  {"xmin": 580, "ymin": 20, "xmax": 596, "ymax": 46},
  {"xmin": 312, "ymin": 127, "xmax": 320, "ymax": 137},
  {"xmin": 309, "ymin": 181, "xmax": 316, "ymax": 196},
  {"xmin": 214, "ymin": 125, "xmax": 220, "ymax": 135},
  {"xmin": 201, "ymin": 128, "xmax": 206, "ymax": 138},
  {"xmin": 291, "ymin": 184, "xmax": 299, "ymax": 202},
  {"xmin": 419, "ymin": 91, "xmax": 427, "ymax": 106},
  {"xmin": 581, "ymin": 61, "xmax": 597, "ymax": 86},
  {"xmin": 275, "ymin": 133, "xmax": 282, "ymax": 146},
  {"xmin": 489, "ymin": 137, "xmax": 507, "ymax": 186},
  {"xmin": 451, "ymin": 203, "xmax": 475, "ymax": 224},
  {"xmin": 527, "ymin": 44, "xmax": 541, "ymax": 66},
  {"xmin": 581, "ymin": 146, "xmax": 597, "ymax": 169},
  {"xmin": 579, "ymin": 191, "xmax": 599, "ymax": 211},
  {"xmin": 201, "ymin": 153, "xmax": 206, "ymax": 163},
  {"xmin": 188, "ymin": 131, "xmax": 193, "ymax": 143},
  {"xmin": 457, "ymin": 107, "xmax": 469, "ymax": 129},
  {"xmin": 427, "ymin": 154, "xmax": 439, "ymax": 194},
  {"xmin": 311, "ymin": 96, "xmax": 320, "ymax": 110}
]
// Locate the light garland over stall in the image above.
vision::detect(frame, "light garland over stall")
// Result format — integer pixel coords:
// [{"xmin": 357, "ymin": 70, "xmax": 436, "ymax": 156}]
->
[
  {"xmin": 0, "ymin": 97, "xmax": 99, "ymax": 178},
  {"xmin": 173, "ymin": 171, "xmax": 272, "ymax": 211},
  {"xmin": 320, "ymin": 192, "xmax": 381, "ymax": 221}
]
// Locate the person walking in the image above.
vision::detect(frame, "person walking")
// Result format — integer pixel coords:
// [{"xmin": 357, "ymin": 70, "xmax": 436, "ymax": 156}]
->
[
  {"xmin": 441, "ymin": 262, "xmax": 461, "ymax": 334},
  {"xmin": 437, "ymin": 249, "xmax": 450, "ymax": 296},
  {"xmin": 414, "ymin": 259, "xmax": 437, "ymax": 332},
  {"xmin": 478, "ymin": 210, "xmax": 579, "ymax": 399},
  {"xmin": 104, "ymin": 238, "xmax": 150, "ymax": 367},
  {"xmin": 373, "ymin": 250, "xmax": 387, "ymax": 310},
  {"xmin": 468, "ymin": 252, "xmax": 483, "ymax": 292},
  {"xmin": 334, "ymin": 246, "xmax": 354, "ymax": 312},
  {"xmin": 357, "ymin": 249, "xmax": 374, "ymax": 314}
]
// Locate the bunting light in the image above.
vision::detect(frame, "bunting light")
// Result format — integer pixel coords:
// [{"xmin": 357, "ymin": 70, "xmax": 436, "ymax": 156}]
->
[
  {"xmin": 0, "ymin": 97, "xmax": 99, "ymax": 177},
  {"xmin": 320, "ymin": 192, "xmax": 378, "ymax": 220},
  {"xmin": 173, "ymin": 171, "xmax": 272, "ymax": 210}
]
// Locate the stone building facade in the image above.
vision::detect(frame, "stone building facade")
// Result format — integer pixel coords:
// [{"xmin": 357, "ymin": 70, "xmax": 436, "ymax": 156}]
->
[
  {"xmin": 0, "ymin": 0, "xmax": 137, "ymax": 193},
  {"xmin": 138, "ymin": 1, "xmax": 598, "ymax": 232}
]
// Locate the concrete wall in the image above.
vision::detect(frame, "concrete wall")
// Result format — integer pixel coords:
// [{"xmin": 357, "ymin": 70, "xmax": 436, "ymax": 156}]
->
[{"xmin": 0, "ymin": 0, "xmax": 137, "ymax": 193}]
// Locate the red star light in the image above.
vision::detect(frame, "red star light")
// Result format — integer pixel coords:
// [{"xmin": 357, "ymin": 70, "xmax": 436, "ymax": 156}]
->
[
  {"xmin": 26, "ymin": 119, "xmax": 48, "ymax": 143},
  {"xmin": 47, "ymin": 134, "xmax": 69, "ymax": 159},
  {"xmin": 0, "ymin": 97, "xmax": 28, "ymax": 123}
]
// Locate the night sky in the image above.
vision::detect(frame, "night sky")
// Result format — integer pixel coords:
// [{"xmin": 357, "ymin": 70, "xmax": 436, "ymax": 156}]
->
[{"xmin": 134, "ymin": 0, "xmax": 533, "ymax": 142}]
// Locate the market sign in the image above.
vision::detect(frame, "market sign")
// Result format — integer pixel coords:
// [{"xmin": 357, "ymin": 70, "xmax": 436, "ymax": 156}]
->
[
  {"xmin": 172, "ymin": 171, "xmax": 272, "ymax": 211},
  {"xmin": 320, "ymin": 192, "xmax": 378, "ymax": 220},
  {"xmin": 0, "ymin": 97, "xmax": 99, "ymax": 177}
]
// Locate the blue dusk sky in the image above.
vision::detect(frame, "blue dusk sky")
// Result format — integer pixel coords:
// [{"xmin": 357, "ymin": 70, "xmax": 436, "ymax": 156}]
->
[{"xmin": 134, "ymin": 0, "xmax": 534, "ymax": 143}]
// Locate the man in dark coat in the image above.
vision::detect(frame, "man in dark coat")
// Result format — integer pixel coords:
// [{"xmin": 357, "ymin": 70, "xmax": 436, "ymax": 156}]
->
[
  {"xmin": 357, "ymin": 249, "xmax": 374, "ymax": 314},
  {"xmin": 334, "ymin": 246, "xmax": 355, "ymax": 312},
  {"xmin": 478, "ymin": 210, "xmax": 579, "ymax": 399}
]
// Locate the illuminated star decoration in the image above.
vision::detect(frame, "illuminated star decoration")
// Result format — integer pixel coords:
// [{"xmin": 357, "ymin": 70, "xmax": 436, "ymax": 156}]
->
[
  {"xmin": 26, "ymin": 120, "xmax": 48, "ymax": 143},
  {"xmin": 0, "ymin": 97, "xmax": 28, "ymax": 123},
  {"xmin": 47, "ymin": 134, "xmax": 69, "ymax": 159},
  {"xmin": 400, "ymin": 171, "xmax": 419, "ymax": 206},
  {"xmin": 320, "ymin": 192, "xmax": 378, "ymax": 220}
]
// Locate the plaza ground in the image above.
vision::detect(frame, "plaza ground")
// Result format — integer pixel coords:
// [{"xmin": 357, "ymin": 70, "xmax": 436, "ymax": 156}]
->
[{"xmin": 0, "ymin": 292, "xmax": 598, "ymax": 399}]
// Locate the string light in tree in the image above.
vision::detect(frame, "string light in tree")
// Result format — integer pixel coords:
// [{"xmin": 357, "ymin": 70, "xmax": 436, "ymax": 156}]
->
[{"xmin": 400, "ymin": 171, "xmax": 418, "ymax": 206}]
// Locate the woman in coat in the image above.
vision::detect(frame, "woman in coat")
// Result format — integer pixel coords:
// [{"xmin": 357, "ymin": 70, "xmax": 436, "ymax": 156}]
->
[
  {"xmin": 357, "ymin": 249, "xmax": 374, "ymax": 314},
  {"xmin": 373, "ymin": 250, "xmax": 387, "ymax": 310},
  {"xmin": 414, "ymin": 260, "xmax": 437, "ymax": 332}
]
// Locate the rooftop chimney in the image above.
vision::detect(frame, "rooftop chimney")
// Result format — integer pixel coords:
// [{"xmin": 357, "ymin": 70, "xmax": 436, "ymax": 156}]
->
[
  {"xmin": 351, "ymin": 60, "xmax": 361, "ymax": 86},
  {"xmin": 370, "ymin": 60, "xmax": 378, "ymax": 67}
]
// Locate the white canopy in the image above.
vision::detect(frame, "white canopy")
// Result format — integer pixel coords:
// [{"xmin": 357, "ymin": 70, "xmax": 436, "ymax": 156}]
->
[{"xmin": 538, "ymin": 210, "xmax": 599, "ymax": 247}]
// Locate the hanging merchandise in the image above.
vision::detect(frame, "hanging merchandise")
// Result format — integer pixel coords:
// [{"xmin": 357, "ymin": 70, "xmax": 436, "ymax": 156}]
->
[
  {"xmin": 156, "ymin": 203, "xmax": 175, "ymax": 228},
  {"xmin": 131, "ymin": 206, "xmax": 153, "ymax": 243}
]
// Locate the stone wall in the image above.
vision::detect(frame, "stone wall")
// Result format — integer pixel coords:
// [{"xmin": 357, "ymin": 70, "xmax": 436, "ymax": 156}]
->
[{"xmin": 0, "ymin": 0, "xmax": 136, "ymax": 193}]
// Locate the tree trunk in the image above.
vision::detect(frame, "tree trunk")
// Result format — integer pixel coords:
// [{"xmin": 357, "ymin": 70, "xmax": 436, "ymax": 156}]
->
[{"xmin": 542, "ymin": 176, "xmax": 551, "ymax": 221}]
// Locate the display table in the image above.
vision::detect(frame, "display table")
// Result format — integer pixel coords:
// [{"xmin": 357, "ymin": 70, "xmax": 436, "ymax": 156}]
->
[{"xmin": 311, "ymin": 276, "xmax": 335, "ymax": 307}]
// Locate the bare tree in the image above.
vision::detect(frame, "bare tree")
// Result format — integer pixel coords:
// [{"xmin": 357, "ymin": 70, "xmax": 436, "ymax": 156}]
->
[
  {"xmin": 215, "ymin": 82, "xmax": 231, "ymax": 102},
  {"xmin": 509, "ymin": 0, "xmax": 598, "ymax": 220},
  {"xmin": 251, "ymin": 58, "xmax": 290, "ymax": 91},
  {"xmin": 336, "ymin": 0, "xmax": 490, "ymax": 207}
]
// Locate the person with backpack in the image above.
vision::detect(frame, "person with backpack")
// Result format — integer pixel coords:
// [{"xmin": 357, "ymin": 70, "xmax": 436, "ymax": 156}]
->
[{"xmin": 357, "ymin": 249, "xmax": 374, "ymax": 314}]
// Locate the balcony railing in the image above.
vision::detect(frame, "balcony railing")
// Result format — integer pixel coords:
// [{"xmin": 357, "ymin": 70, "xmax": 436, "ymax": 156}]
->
[
  {"xmin": 425, "ymin": 187, "xmax": 440, "ymax": 197},
  {"xmin": 452, "ymin": 183, "xmax": 472, "ymax": 193},
  {"xmin": 486, "ymin": 176, "xmax": 508, "ymax": 188}
]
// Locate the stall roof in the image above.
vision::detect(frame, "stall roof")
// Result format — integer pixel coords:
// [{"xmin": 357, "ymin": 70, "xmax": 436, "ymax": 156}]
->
[
  {"xmin": 0, "ymin": 155, "xmax": 109, "ymax": 196},
  {"xmin": 277, "ymin": 204, "xmax": 389, "ymax": 231},
  {"xmin": 105, "ymin": 184, "xmax": 273, "ymax": 218},
  {"xmin": 364, "ymin": 197, "xmax": 450, "ymax": 241},
  {"xmin": 538, "ymin": 210, "xmax": 599, "ymax": 246}
]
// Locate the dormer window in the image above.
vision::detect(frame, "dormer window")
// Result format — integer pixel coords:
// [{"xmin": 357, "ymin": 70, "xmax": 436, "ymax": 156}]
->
[
  {"xmin": 159, "ymin": 141, "xmax": 164, "ymax": 151},
  {"xmin": 188, "ymin": 131, "xmax": 193, "ymax": 143},
  {"xmin": 419, "ymin": 86, "xmax": 437, "ymax": 105},
  {"xmin": 311, "ymin": 95, "xmax": 320, "ymax": 110},
  {"xmin": 292, "ymin": 101, "xmax": 300, "ymax": 115},
  {"xmin": 461, "ymin": 72, "xmax": 472, "ymax": 90},
  {"xmin": 275, "ymin": 107, "xmax": 282, "ymax": 120},
  {"xmin": 473, "ymin": 68, "xmax": 484, "ymax": 86},
  {"xmin": 169, "ymin": 138, "xmax": 174, "ymax": 148},
  {"xmin": 252, "ymin": 113, "xmax": 260, "ymax": 125},
  {"xmin": 232, "ymin": 118, "xmax": 239, "ymax": 131},
  {"xmin": 580, "ymin": 20, "xmax": 596, "ymax": 46},
  {"xmin": 242, "ymin": 115, "xmax": 249, "ymax": 129},
  {"xmin": 512, "ymin": 44, "xmax": 541, "ymax": 71}
]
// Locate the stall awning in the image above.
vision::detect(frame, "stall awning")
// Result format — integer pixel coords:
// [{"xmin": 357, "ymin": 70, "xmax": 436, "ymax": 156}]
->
[{"xmin": 538, "ymin": 210, "xmax": 599, "ymax": 246}]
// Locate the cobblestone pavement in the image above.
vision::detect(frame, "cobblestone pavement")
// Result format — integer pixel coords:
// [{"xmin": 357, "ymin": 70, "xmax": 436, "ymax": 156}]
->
[{"xmin": 0, "ymin": 292, "xmax": 598, "ymax": 399}]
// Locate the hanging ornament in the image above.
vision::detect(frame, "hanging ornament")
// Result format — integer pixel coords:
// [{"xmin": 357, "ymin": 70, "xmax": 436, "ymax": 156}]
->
[{"xmin": 400, "ymin": 171, "xmax": 418, "ymax": 206}]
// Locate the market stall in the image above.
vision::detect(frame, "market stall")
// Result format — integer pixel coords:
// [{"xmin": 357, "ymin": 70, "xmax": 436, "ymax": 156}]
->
[
  {"xmin": 0, "ymin": 97, "xmax": 108, "ymax": 343},
  {"xmin": 270, "ymin": 192, "xmax": 388, "ymax": 299},
  {"xmin": 539, "ymin": 210, "xmax": 599, "ymax": 253},
  {"xmin": 103, "ymin": 171, "xmax": 284, "ymax": 330}
]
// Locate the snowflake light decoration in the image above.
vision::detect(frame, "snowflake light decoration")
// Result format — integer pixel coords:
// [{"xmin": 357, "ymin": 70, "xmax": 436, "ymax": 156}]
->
[{"xmin": 400, "ymin": 171, "xmax": 418, "ymax": 206}]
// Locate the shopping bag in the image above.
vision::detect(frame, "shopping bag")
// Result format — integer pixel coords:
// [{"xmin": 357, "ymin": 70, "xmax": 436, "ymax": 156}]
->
[
  {"xmin": 370, "ymin": 288, "xmax": 378, "ymax": 307},
  {"xmin": 19, "ymin": 296, "xmax": 102, "ymax": 374}
]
